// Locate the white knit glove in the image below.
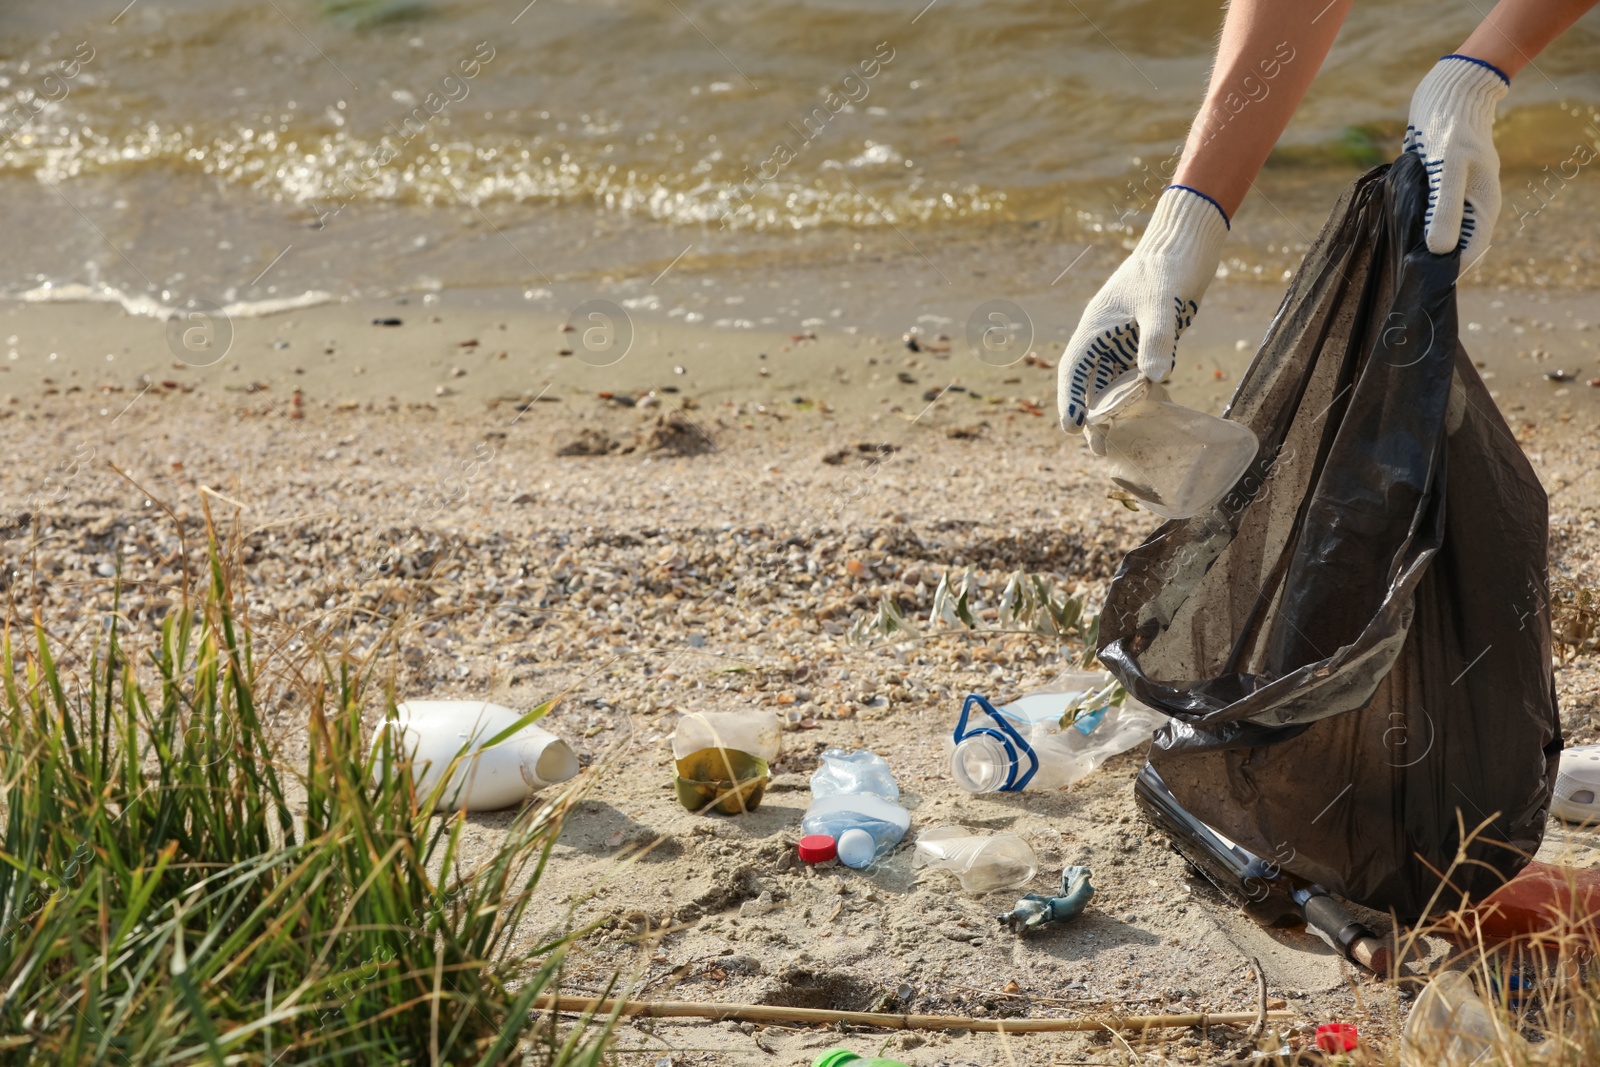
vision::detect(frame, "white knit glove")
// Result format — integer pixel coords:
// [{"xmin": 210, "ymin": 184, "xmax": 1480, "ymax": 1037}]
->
[
  {"xmin": 1058, "ymin": 185, "xmax": 1229, "ymax": 430},
  {"xmin": 1404, "ymin": 54, "xmax": 1510, "ymax": 261}
]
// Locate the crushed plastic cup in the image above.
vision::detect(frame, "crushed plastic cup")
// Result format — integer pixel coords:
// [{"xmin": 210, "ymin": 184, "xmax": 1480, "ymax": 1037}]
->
[
  {"xmin": 671, "ymin": 710, "xmax": 780, "ymax": 814},
  {"xmin": 1400, "ymin": 971, "xmax": 1542, "ymax": 1067},
  {"xmin": 1083, "ymin": 370, "xmax": 1258, "ymax": 519},
  {"xmin": 382, "ymin": 701, "xmax": 579, "ymax": 812},
  {"xmin": 912, "ymin": 827, "xmax": 1038, "ymax": 893},
  {"xmin": 674, "ymin": 748, "xmax": 770, "ymax": 814}
]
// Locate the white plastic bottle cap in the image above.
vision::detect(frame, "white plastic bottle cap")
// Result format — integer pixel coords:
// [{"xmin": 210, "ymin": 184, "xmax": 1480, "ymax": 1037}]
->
[
  {"xmin": 837, "ymin": 828, "xmax": 875, "ymax": 869},
  {"xmin": 1553, "ymin": 745, "xmax": 1600, "ymax": 824}
]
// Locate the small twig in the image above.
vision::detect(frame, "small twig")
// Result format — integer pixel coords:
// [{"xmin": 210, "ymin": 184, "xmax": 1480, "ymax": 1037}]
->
[
  {"xmin": 1246, "ymin": 955, "xmax": 1268, "ymax": 1043},
  {"xmin": 533, "ymin": 995, "xmax": 1292, "ymax": 1034}
]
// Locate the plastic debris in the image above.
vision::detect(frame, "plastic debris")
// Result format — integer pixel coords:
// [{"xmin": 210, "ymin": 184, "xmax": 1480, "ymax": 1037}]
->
[
  {"xmin": 1315, "ymin": 1023, "xmax": 1359, "ymax": 1053},
  {"xmin": 837, "ymin": 828, "xmax": 876, "ymax": 869},
  {"xmin": 382, "ymin": 701, "xmax": 578, "ymax": 812},
  {"xmin": 1552, "ymin": 744, "xmax": 1600, "ymax": 824},
  {"xmin": 810, "ymin": 748, "xmax": 899, "ymax": 800},
  {"xmin": 1488, "ymin": 973, "xmax": 1532, "ymax": 1009},
  {"xmin": 671, "ymin": 710, "xmax": 780, "ymax": 814},
  {"xmin": 1083, "ymin": 369, "xmax": 1258, "ymax": 519},
  {"xmin": 1400, "ymin": 971, "xmax": 1539, "ymax": 1067},
  {"xmin": 998, "ymin": 866, "xmax": 1094, "ymax": 933},
  {"xmin": 797, "ymin": 834, "xmax": 838, "ymax": 864},
  {"xmin": 811, "ymin": 1050, "xmax": 909, "ymax": 1067},
  {"xmin": 913, "ymin": 828, "xmax": 1038, "ymax": 894},
  {"xmin": 950, "ymin": 670, "xmax": 1166, "ymax": 793},
  {"xmin": 800, "ymin": 748, "xmax": 909, "ymax": 869}
]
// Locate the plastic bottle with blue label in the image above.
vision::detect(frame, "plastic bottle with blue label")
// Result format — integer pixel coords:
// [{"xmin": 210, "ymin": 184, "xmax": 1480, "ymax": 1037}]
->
[
  {"xmin": 800, "ymin": 749, "xmax": 909, "ymax": 869},
  {"xmin": 948, "ymin": 670, "xmax": 1167, "ymax": 793}
]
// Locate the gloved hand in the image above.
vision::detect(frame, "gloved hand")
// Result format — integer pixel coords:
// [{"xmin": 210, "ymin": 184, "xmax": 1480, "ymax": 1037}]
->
[
  {"xmin": 1404, "ymin": 54, "xmax": 1510, "ymax": 262},
  {"xmin": 1057, "ymin": 185, "xmax": 1229, "ymax": 430}
]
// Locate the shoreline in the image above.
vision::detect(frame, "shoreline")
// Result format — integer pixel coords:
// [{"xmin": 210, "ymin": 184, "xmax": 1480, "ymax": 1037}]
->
[{"xmin": 3, "ymin": 279, "xmax": 1595, "ymax": 425}]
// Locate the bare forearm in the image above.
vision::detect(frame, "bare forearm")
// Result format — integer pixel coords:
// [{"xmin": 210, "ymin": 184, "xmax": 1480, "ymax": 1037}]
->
[
  {"xmin": 1172, "ymin": 0, "xmax": 1354, "ymax": 220},
  {"xmin": 1458, "ymin": 0, "xmax": 1599, "ymax": 77}
]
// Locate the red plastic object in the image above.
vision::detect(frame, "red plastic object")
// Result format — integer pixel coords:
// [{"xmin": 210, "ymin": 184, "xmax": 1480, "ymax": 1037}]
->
[
  {"xmin": 798, "ymin": 834, "xmax": 837, "ymax": 863},
  {"xmin": 1315, "ymin": 1023, "xmax": 1358, "ymax": 1052},
  {"xmin": 1452, "ymin": 860, "xmax": 1600, "ymax": 942}
]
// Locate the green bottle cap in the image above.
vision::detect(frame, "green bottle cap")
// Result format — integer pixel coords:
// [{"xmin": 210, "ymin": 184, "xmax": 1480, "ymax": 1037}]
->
[
  {"xmin": 810, "ymin": 1051, "xmax": 908, "ymax": 1067},
  {"xmin": 811, "ymin": 1052, "xmax": 862, "ymax": 1067}
]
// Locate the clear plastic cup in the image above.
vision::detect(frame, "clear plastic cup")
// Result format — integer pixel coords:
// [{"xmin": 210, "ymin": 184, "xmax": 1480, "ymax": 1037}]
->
[
  {"xmin": 1400, "ymin": 971, "xmax": 1537, "ymax": 1066},
  {"xmin": 1084, "ymin": 370, "xmax": 1258, "ymax": 519},
  {"xmin": 671, "ymin": 710, "xmax": 780, "ymax": 762},
  {"xmin": 912, "ymin": 827, "xmax": 1039, "ymax": 893}
]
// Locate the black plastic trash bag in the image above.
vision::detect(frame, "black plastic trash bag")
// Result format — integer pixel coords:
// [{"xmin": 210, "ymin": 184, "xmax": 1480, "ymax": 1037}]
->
[{"xmin": 1098, "ymin": 152, "xmax": 1561, "ymax": 921}]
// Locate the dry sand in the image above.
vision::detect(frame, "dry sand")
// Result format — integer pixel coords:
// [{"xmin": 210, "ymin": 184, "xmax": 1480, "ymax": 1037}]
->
[{"xmin": 2, "ymin": 288, "xmax": 1599, "ymax": 1065}]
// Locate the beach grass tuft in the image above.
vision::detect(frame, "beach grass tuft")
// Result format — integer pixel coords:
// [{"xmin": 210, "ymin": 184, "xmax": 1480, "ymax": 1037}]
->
[{"xmin": 0, "ymin": 534, "xmax": 613, "ymax": 1064}]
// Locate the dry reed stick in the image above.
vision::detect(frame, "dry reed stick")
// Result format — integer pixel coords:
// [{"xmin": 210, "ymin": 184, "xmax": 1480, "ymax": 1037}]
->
[{"xmin": 533, "ymin": 995, "xmax": 1294, "ymax": 1034}]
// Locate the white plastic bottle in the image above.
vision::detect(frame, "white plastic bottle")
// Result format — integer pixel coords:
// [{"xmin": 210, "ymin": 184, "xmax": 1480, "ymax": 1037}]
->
[
  {"xmin": 949, "ymin": 671, "xmax": 1167, "ymax": 793},
  {"xmin": 1551, "ymin": 743, "xmax": 1600, "ymax": 823},
  {"xmin": 384, "ymin": 701, "xmax": 580, "ymax": 811}
]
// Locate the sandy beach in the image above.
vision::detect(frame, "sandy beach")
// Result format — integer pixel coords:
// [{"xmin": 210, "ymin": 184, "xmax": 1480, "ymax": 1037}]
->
[
  {"xmin": 3, "ymin": 282, "xmax": 1598, "ymax": 1064},
  {"xmin": 5, "ymin": 0, "xmax": 1600, "ymax": 1060}
]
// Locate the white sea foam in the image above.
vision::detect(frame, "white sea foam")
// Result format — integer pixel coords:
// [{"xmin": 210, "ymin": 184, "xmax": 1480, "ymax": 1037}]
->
[{"xmin": 12, "ymin": 282, "xmax": 335, "ymax": 321}]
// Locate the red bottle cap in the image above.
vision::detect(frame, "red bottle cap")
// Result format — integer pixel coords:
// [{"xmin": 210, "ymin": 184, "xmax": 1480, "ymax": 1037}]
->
[
  {"xmin": 798, "ymin": 834, "xmax": 837, "ymax": 863},
  {"xmin": 1315, "ymin": 1023, "xmax": 1358, "ymax": 1052}
]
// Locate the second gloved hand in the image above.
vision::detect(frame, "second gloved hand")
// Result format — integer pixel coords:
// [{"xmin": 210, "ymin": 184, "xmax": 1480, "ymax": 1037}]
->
[
  {"xmin": 1057, "ymin": 185, "xmax": 1229, "ymax": 430},
  {"xmin": 1404, "ymin": 54, "xmax": 1510, "ymax": 262}
]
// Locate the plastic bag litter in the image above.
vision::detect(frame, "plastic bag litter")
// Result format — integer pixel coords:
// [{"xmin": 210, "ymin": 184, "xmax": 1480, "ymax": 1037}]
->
[{"xmin": 1098, "ymin": 152, "xmax": 1560, "ymax": 919}]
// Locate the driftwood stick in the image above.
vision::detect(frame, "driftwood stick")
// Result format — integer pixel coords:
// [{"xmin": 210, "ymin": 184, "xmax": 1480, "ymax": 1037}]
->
[{"xmin": 533, "ymin": 995, "xmax": 1293, "ymax": 1034}]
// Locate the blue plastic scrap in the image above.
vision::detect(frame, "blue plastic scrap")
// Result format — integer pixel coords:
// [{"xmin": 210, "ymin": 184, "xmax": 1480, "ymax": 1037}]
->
[{"xmin": 998, "ymin": 865, "xmax": 1095, "ymax": 933}]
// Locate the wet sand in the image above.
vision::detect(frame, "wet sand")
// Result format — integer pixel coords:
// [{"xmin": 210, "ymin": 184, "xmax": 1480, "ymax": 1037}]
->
[{"xmin": 6, "ymin": 278, "xmax": 1599, "ymax": 422}]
